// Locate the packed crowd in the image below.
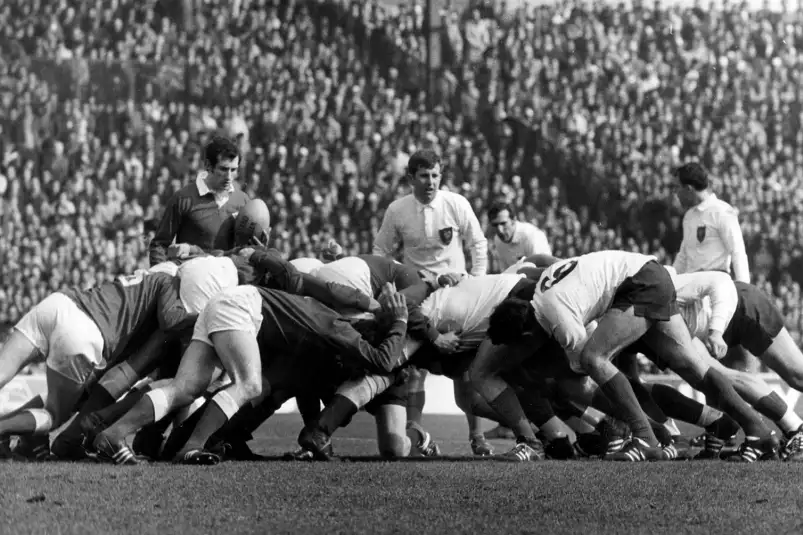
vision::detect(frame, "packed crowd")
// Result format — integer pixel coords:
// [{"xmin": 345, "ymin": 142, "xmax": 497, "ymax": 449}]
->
[{"xmin": 0, "ymin": 0, "xmax": 801, "ymax": 350}]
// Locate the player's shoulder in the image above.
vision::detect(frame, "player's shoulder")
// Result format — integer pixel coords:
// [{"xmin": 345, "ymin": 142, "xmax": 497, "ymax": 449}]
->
[
  {"xmin": 518, "ymin": 220, "xmax": 547, "ymax": 236},
  {"xmin": 438, "ymin": 189, "xmax": 472, "ymax": 207},
  {"xmin": 703, "ymin": 196, "xmax": 739, "ymax": 217}
]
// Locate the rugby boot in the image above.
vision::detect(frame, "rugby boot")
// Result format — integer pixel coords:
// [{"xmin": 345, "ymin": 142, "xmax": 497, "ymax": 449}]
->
[
  {"xmin": 574, "ymin": 432, "xmax": 604, "ymax": 457},
  {"xmin": 406, "ymin": 421, "xmax": 441, "ymax": 457},
  {"xmin": 298, "ymin": 425, "xmax": 334, "ymax": 461},
  {"xmin": 470, "ymin": 434, "xmax": 494, "ymax": 456},
  {"xmin": 12, "ymin": 435, "xmax": 51, "ymax": 462},
  {"xmin": 93, "ymin": 433, "xmax": 149, "ymax": 465},
  {"xmin": 51, "ymin": 429, "xmax": 90, "ymax": 461},
  {"xmin": 131, "ymin": 426, "xmax": 166, "ymax": 460},
  {"xmin": 545, "ymin": 436, "xmax": 577, "ymax": 460},
  {"xmin": 693, "ymin": 434, "xmax": 729, "ymax": 460},
  {"xmin": 484, "ymin": 425, "xmax": 515, "ymax": 440},
  {"xmin": 496, "ymin": 438, "xmax": 546, "ymax": 462},
  {"xmin": 0, "ymin": 436, "xmax": 13, "ymax": 460},
  {"xmin": 174, "ymin": 448, "xmax": 221, "ymax": 466},
  {"xmin": 208, "ymin": 438, "xmax": 266, "ymax": 461},
  {"xmin": 605, "ymin": 437, "xmax": 665, "ymax": 462},
  {"xmin": 728, "ymin": 433, "xmax": 780, "ymax": 463},
  {"xmin": 781, "ymin": 425, "xmax": 803, "ymax": 462},
  {"xmin": 600, "ymin": 417, "xmax": 631, "ymax": 455}
]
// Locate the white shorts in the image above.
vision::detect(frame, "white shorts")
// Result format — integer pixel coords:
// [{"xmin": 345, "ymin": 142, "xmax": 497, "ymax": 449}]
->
[
  {"xmin": 14, "ymin": 292, "xmax": 106, "ymax": 384},
  {"xmin": 192, "ymin": 286, "xmax": 263, "ymax": 346}
]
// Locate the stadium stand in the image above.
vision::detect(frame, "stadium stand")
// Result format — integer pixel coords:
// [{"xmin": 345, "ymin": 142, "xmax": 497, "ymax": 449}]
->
[{"xmin": 0, "ymin": 0, "xmax": 801, "ymax": 369}]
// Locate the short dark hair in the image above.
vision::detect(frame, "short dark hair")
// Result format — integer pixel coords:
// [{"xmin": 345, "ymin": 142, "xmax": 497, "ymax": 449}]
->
[
  {"xmin": 674, "ymin": 162, "xmax": 709, "ymax": 191},
  {"xmin": 406, "ymin": 149, "xmax": 441, "ymax": 175},
  {"xmin": 487, "ymin": 298, "xmax": 543, "ymax": 345},
  {"xmin": 488, "ymin": 202, "xmax": 515, "ymax": 222},
  {"xmin": 204, "ymin": 136, "xmax": 240, "ymax": 168}
]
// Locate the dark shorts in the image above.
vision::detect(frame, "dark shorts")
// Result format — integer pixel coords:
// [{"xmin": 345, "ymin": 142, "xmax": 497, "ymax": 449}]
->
[
  {"xmin": 611, "ymin": 260, "xmax": 678, "ymax": 321},
  {"xmin": 364, "ymin": 375, "xmax": 409, "ymax": 415},
  {"xmin": 408, "ymin": 344, "xmax": 476, "ymax": 379},
  {"xmin": 723, "ymin": 282, "xmax": 784, "ymax": 355},
  {"xmin": 519, "ymin": 338, "xmax": 586, "ymax": 381}
]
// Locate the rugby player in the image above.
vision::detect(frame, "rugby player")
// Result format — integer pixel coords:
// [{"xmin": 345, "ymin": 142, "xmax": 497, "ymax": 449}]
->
[
  {"xmin": 373, "ymin": 149, "xmax": 491, "ymax": 455},
  {"xmin": 483, "ymin": 251, "xmax": 777, "ymax": 462},
  {"xmin": 0, "ymin": 270, "xmax": 195, "ymax": 458},
  {"xmin": 149, "ymin": 136, "xmax": 250, "ymax": 266},
  {"xmin": 92, "ymin": 284, "xmax": 411, "ymax": 465}
]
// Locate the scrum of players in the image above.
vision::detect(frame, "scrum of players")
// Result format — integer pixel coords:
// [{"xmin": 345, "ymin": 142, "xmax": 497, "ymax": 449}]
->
[{"xmin": 2, "ymin": 168, "xmax": 803, "ymax": 466}]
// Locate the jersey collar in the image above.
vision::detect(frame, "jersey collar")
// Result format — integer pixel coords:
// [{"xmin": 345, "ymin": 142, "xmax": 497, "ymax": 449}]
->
[
  {"xmin": 196, "ymin": 171, "xmax": 234, "ymax": 196},
  {"xmin": 692, "ymin": 193, "xmax": 717, "ymax": 212}
]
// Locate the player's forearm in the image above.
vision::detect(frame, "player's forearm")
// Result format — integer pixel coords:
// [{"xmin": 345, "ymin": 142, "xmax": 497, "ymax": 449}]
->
[
  {"xmin": 149, "ymin": 243, "xmax": 169, "ymax": 266},
  {"xmin": 731, "ymin": 252, "xmax": 750, "ymax": 283},
  {"xmin": 304, "ymin": 277, "xmax": 372, "ymax": 311},
  {"xmin": 469, "ymin": 240, "xmax": 489, "ymax": 276},
  {"xmin": 249, "ymin": 249, "xmax": 305, "ymax": 293},
  {"xmin": 354, "ymin": 320, "xmax": 409, "ymax": 373},
  {"xmin": 406, "ymin": 308, "xmax": 441, "ymax": 343},
  {"xmin": 397, "ymin": 282, "xmax": 434, "ymax": 307},
  {"xmin": 673, "ymin": 248, "xmax": 687, "ymax": 274}
]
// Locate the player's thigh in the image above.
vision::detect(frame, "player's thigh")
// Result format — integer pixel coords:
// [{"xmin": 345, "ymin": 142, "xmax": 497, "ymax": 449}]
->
[
  {"xmin": 374, "ymin": 404, "xmax": 410, "ymax": 458},
  {"xmin": 641, "ymin": 317, "xmax": 710, "ymax": 382},
  {"xmin": 0, "ymin": 329, "xmax": 40, "ymax": 378},
  {"xmin": 43, "ymin": 366, "xmax": 87, "ymax": 427},
  {"xmin": 172, "ymin": 341, "xmax": 223, "ymax": 398},
  {"xmin": 579, "ymin": 307, "xmax": 651, "ymax": 365},
  {"xmin": 556, "ymin": 376, "xmax": 598, "ymax": 407},
  {"xmin": 209, "ymin": 330, "xmax": 263, "ymax": 387},
  {"xmin": 760, "ymin": 328, "xmax": 803, "ymax": 387}
]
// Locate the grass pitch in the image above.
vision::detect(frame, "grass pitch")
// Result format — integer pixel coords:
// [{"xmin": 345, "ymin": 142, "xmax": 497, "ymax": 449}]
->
[{"xmin": 1, "ymin": 414, "xmax": 801, "ymax": 535}]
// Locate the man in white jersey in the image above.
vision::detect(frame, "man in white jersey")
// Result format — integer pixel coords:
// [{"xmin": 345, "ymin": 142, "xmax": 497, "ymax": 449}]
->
[
  {"xmin": 372, "ymin": 149, "xmax": 491, "ymax": 455},
  {"xmin": 480, "ymin": 250, "xmax": 776, "ymax": 462},
  {"xmin": 488, "ymin": 202, "xmax": 551, "ymax": 272}
]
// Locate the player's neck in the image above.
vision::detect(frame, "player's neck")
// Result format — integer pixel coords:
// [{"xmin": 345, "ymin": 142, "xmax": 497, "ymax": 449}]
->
[{"xmin": 695, "ymin": 190, "xmax": 713, "ymax": 206}]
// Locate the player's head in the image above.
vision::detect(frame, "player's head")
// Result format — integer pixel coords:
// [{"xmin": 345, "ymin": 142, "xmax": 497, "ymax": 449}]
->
[
  {"xmin": 407, "ymin": 149, "xmax": 442, "ymax": 204},
  {"xmin": 673, "ymin": 162, "xmax": 708, "ymax": 208},
  {"xmin": 488, "ymin": 201, "xmax": 516, "ymax": 242},
  {"xmin": 320, "ymin": 239, "xmax": 345, "ymax": 263},
  {"xmin": 204, "ymin": 136, "xmax": 240, "ymax": 192},
  {"xmin": 488, "ymin": 298, "xmax": 547, "ymax": 347}
]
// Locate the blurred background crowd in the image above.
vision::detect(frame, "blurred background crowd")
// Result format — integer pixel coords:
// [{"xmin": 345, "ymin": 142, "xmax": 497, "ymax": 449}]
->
[{"xmin": 0, "ymin": 0, "xmax": 801, "ymax": 371}]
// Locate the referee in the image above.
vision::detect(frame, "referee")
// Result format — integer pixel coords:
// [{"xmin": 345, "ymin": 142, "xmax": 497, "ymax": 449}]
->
[
  {"xmin": 149, "ymin": 136, "xmax": 250, "ymax": 266},
  {"xmin": 373, "ymin": 149, "xmax": 492, "ymax": 455}
]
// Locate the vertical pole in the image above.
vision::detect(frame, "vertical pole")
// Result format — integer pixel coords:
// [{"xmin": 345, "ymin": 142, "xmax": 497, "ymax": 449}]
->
[{"xmin": 425, "ymin": 0, "xmax": 433, "ymax": 113}]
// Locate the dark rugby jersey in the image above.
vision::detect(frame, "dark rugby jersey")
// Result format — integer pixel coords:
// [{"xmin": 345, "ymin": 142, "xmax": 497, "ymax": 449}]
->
[
  {"xmin": 359, "ymin": 255, "xmax": 439, "ymax": 341},
  {"xmin": 255, "ymin": 288, "xmax": 408, "ymax": 374},
  {"xmin": 149, "ymin": 182, "xmax": 249, "ymax": 266},
  {"xmin": 61, "ymin": 272, "xmax": 195, "ymax": 364}
]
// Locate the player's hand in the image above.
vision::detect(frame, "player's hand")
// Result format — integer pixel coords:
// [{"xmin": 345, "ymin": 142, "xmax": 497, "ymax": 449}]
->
[
  {"xmin": 437, "ymin": 272, "xmax": 466, "ymax": 287},
  {"xmin": 382, "ymin": 292, "xmax": 408, "ymax": 323},
  {"xmin": 704, "ymin": 330, "xmax": 728, "ymax": 359},
  {"xmin": 433, "ymin": 332, "xmax": 460, "ymax": 354},
  {"xmin": 167, "ymin": 243, "xmax": 193, "ymax": 259},
  {"xmin": 239, "ymin": 247, "xmax": 255, "ymax": 261},
  {"xmin": 381, "ymin": 282, "xmax": 397, "ymax": 297},
  {"xmin": 368, "ymin": 298, "xmax": 382, "ymax": 313},
  {"xmin": 417, "ymin": 270, "xmax": 439, "ymax": 290}
]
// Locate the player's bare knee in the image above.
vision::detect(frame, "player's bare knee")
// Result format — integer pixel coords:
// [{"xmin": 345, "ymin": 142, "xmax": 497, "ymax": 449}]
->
[{"xmin": 238, "ymin": 378, "xmax": 262, "ymax": 402}]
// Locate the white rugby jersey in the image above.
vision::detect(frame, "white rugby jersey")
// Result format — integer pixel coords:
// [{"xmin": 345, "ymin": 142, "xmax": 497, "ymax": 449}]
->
[
  {"xmin": 493, "ymin": 221, "xmax": 552, "ymax": 271},
  {"xmin": 372, "ymin": 190, "xmax": 488, "ymax": 276},
  {"xmin": 177, "ymin": 256, "xmax": 239, "ymax": 314},
  {"xmin": 671, "ymin": 270, "xmax": 737, "ymax": 338},
  {"xmin": 290, "ymin": 257, "xmax": 324, "ymax": 274},
  {"xmin": 420, "ymin": 273, "xmax": 524, "ymax": 346},
  {"xmin": 312, "ymin": 256, "xmax": 373, "ymax": 298},
  {"xmin": 532, "ymin": 251, "xmax": 655, "ymax": 353}
]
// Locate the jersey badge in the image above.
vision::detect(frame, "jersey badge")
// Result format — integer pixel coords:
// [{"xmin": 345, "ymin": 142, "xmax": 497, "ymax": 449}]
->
[
  {"xmin": 696, "ymin": 225, "xmax": 706, "ymax": 243},
  {"xmin": 438, "ymin": 227, "xmax": 454, "ymax": 245}
]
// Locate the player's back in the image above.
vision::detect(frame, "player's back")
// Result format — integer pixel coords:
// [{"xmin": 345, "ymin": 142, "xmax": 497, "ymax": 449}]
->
[
  {"xmin": 421, "ymin": 274, "xmax": 524, "ymax": 343},
  {"xmin": 62, "ymin": 272, "xmax": 177, "ymax": 362},
  {"xmin": 534, "ymin": 251, "xmax": 655, "ymax": 326},
  {"xmin": 177, "ymin": 256, "xmax": 239, "ymax": 314},
  {"xmin": 312, "ymin": 256, "xmax": 374, "ymax": 298}
]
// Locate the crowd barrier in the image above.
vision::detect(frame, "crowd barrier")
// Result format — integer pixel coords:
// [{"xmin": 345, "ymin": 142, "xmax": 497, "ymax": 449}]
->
[{"xmin": 2, "ymin": 373, "xmax": 801, "ymax": 416}]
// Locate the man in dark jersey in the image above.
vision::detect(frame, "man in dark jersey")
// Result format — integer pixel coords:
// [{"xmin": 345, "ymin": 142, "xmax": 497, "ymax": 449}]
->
[
  {"xmin": 149, "ymin": 136, "xmax": 250, "ymax": 266},
  {"xmin": 0, "ymin": 271, "xmax": 194, "ymax": 455},
  {"xmin": 92, "ymin": 281, "xmax": 411, "ymax": 465}
]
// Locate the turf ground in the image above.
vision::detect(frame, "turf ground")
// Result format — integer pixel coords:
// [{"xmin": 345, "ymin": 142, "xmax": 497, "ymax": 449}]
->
[{"xmin": 1, "ymin": 413, "xmax": 802, "ymax": 535}]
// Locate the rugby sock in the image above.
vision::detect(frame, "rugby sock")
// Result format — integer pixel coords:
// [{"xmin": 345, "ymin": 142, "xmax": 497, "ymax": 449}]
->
[
  {"xmin": 317, "ymin": 395, "xmax": 359, "ymax": 435},
  {"xmin": 181, "ymin": 390, "xmax": 240, "ymax": 453},
  {"xmin": 488, "ymin": 388, "xmax": 537, "ymax": 442},
  {"xmin": 296, "ymin": 395, "xmax": 323, "ymax": 426},
  {"xmin": 94, "ymin": 385, "xmax": 152, "ymax": 426},
  {"xmin": 407, "ymin": 391, "xmax": 426, "ymax": 426},
  {"xmin": 0, "ymin": 396, "xmax": 43, "ymax": 420},
  {"xmin": 0, "ymin": 409, "xmax": 52, "ymax": 435},
  {"xmin": 650, "ymin": 383, "xmax": 706, "ymax": 424},
  {"xmin": 516, "ymin": 389, "xmax": 557, "ymax": 428},
  {"xmin": 779, "ymin": 407, "xmax": 803, "ymax": 435},
  {"xmin": 755, "ymin": 392, "xmax": 796, "ymax": 431},
  {"xmin": 160, "ymin": 401, "xmax": 210, "ymax": 459},
  {"xmin": 698, "ymin": 368, "xmax": 769, "ymax": 438},
  {"xmin": 627, "ymin": 377, "xmax": 668, "ymax": 424},
  {"xmin": 599, "ymin": 372, "xmax": 657, "ymax": 446}
]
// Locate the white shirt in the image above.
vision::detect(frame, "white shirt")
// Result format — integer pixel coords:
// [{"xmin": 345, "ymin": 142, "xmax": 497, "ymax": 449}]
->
[
  {"xmin": 177, "ymin": 256, "xmax": 239, "ymax": 314},
  {"xmin": 373, "ymin": 190, "xmax": 488, "ymax": 276},
  {"xmin": 312, "ymin": 256, "xmax": 373, "ymax": 298},
  {"xmin": 668, "ymin": 268, "xmax": 738, "ymax": 339},
  {"xmin": 420, "ymin": 274, "xmax": 524, "ymax": 346},
  {"xmin": 532, "ymin": 251, "xmax": 655, "ymax": 354},
  {"xmin": 290, "ymin": 257, "xmax": 324, "ymax": 275},
  {"xmin": 674, "ymin": 194, "xmax": 750, "ymax": 283},
  {"xmin": 493, "ymin": 221, "xmax": 552, "ymax": 271},
  {"xmin": 196, "ymin": 172, "xmax": 234, "ymax": 208}
]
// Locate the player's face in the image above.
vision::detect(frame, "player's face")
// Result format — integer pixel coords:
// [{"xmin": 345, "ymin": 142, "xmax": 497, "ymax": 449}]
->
[
  {"xmin": 490, "ymin": 210, "xmax": 515, "ymax": 242},
  {"xmin": 673, "ymin": 182, "xmax": 696, "ymax": 208},
  {"xmin": 410, "ymin": 164, "xmax": 441, "ymax": 204},
  {"xmin": 207, "ymin": 157, "xmax": 240, "ymax": 192}
]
